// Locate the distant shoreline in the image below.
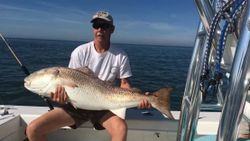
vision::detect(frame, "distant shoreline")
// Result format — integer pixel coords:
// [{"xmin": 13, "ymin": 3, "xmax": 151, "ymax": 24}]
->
[{"xmin": 5, "ymin": 37, "xmax": 193, "ymax": 48}]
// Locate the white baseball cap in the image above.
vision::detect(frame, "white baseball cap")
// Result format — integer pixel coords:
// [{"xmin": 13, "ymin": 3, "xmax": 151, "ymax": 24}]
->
[{"xmin": 91, "ymin": 11, "xmax": 113, "ymax": 25}]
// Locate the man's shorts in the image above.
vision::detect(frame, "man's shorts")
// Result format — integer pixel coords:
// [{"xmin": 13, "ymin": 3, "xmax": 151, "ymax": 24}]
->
[{"xmin": 61, "ymin": 103, "xmax": 111, "ymax": 130}]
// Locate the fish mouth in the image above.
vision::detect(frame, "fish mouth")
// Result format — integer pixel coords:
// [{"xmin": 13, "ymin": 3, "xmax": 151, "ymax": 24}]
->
[
  {"xmin": 24, "ymin": 79, "xmax": 30, "ymax": 89},
  {"xmin": 24, "ymin": 81, "xmax": 36, "ymax": 93},
  {"xmin": 23, "ymin": 78, "xmax": 48, "ymax": 94}
]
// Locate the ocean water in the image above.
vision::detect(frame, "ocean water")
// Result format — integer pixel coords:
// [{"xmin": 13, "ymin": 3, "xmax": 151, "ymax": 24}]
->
[{"xmin": 0, "ymin": 38, "xmax": 193, "ymax": 113}]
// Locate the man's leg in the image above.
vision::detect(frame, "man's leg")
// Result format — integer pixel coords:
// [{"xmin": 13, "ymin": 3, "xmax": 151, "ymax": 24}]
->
[
  {"xmin": 100, "ymin": 112, "xmax": 127, "ymax": 141},
  {"xmin": 26, "ymin": 108, "xmax": 75, "ymax": 141}
]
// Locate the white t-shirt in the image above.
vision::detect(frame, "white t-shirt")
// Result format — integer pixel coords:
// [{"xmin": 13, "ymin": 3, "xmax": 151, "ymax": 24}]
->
[
  {"xmin": 68, "ymin": 41, "xmax": 132, "ymax": 82},
  {"xmin": 68, "ymin": 41, "xmax": 132, "ymax": 119}
]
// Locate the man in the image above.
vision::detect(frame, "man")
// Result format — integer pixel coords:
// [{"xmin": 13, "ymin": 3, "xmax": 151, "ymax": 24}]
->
[{"xmin": 26, "ymin": 11, "xmax": 150, "ymax": 141}]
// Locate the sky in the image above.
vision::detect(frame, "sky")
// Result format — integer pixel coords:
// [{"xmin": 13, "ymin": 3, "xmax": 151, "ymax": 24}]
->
[{"xmin": 0, "ymin": 0, "xmax": 200, "ymax": 46}]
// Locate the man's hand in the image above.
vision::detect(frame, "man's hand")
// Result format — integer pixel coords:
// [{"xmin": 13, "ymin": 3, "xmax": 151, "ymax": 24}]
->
[
  {"xmin": 138, "ymin": 92, "xmax": 152, "ymax": 109},
  {"xmin": 138, "ymin": 99, "xmax": 151, "ymax": 109},
  {"xmin": 120, "ymin": 78, "xmax": 151, "ymax": 109},
  {"xmin": 50, "ymin": 86, "xmax": 69, "ymax": 104}
]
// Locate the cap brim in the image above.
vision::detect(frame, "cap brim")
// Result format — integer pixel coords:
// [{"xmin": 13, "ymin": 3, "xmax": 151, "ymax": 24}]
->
[{"xmin": 91, "ymin": 18, "xmax": 113, "ymax": 25}]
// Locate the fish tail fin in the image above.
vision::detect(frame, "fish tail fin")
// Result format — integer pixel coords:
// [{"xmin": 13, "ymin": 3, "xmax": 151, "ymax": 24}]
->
[{"xmin": 151, "ymin": 87, "xmax": 175, "ymax": 120}]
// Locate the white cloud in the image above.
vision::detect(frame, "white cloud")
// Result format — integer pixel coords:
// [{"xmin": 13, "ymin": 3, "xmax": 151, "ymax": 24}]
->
[{"xmin": 0, "ymin": 2, "xmax": 90, "ymax": 23}]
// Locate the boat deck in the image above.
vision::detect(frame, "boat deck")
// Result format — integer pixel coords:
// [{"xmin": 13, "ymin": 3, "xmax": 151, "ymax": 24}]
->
[{"xmin": 0, "ymin": 105, "xmax": 229, "ymax": 141}]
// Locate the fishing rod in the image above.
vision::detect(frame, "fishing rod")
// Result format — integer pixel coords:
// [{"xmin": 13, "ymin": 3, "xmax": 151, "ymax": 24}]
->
[
  {"xmin": 0, "ymin": 34, "xmax": 30, "ymax": 75},
  {"xmin": 0, "ymin": 33, "xmax": 54, "ymax": 110}
]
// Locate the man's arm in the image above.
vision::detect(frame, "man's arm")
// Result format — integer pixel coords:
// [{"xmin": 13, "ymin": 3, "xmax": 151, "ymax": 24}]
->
[{"xmin": 120, "ymin": 78, "xmax": 132, "ymax": 89}]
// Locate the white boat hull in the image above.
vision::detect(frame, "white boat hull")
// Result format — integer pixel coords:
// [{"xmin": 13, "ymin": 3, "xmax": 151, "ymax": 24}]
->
[{"xmin": 0, "ymin": 105, "xmax": 221, "ymax": 141}]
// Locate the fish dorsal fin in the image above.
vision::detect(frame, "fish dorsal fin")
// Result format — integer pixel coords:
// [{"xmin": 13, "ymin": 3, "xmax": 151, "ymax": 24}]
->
[
  {"xmin": 130, "ymin": 87, "xmax": 142, "ymax": 93},
  {"xmin": 76, "ymin": 67, "xmax": 96, "ymax": 77},
  {"xmin": 76, "ymin": 67, "xmax": 113, "ymax": 86}
]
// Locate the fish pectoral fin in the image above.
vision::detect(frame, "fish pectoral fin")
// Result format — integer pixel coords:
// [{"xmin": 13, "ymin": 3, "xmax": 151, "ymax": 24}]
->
[
  {"xmin": 110, "ymin": 108, "xmax": 127, "ymax": 119},
  {"xmin": 61, "ymin": 78, "xmax": 78, "ymax": 88}
]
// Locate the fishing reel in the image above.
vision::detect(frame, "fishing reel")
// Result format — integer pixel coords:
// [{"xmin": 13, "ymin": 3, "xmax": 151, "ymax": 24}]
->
[{"xmin": 200, "ymin": 71, "xmax": 223, "ymax": 104}]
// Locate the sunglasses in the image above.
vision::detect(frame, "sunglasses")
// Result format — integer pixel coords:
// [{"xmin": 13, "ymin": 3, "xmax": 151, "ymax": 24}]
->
[{"xmin": 92, "ymin": 23, "xmax": 113, "ymax": 30}]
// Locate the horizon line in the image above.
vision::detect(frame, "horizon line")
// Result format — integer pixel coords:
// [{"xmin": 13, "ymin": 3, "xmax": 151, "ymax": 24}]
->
[{"xmin": 4, "ymin": 36, "xmax": 194, "ymax": 48}]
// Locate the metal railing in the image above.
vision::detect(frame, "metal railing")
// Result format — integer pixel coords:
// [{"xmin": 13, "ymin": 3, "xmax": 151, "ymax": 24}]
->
[
  {"xmin": 217, "ymin": 1, "xmax": 250, "ymax": 140},
  {"xmin": 177, "ymin": 0, "xmax": 217, "ymax": 140},
  {"xmin": 176, "ymin": 0, "xmax": 249, "ymax": 141}
]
